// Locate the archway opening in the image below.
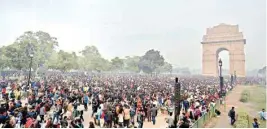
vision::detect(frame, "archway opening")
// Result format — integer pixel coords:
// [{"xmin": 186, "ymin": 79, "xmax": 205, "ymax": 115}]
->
[{"xmin": 216, "ymin": 48, "xmax": 230, "ymax": 76}]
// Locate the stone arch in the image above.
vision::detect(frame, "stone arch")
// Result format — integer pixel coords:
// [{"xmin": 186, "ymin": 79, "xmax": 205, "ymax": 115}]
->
[
  {"xmin": 215, "ymin": 47, "xmax": 230, "ymax": 76},
  {"xmin": 201, "ymin": 24, "xmax": 246, "ymax": 77}
]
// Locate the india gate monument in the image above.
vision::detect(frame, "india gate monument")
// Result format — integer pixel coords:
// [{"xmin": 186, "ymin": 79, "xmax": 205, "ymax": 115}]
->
[{"xmin": 201, "ymin": 24, "xmax": 246, "ymax": 77}]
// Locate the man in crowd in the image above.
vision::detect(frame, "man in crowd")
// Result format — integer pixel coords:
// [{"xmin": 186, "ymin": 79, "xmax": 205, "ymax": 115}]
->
[{"xmin": 228, "ymin": 107, "xmax": 236, "ymax": 125}]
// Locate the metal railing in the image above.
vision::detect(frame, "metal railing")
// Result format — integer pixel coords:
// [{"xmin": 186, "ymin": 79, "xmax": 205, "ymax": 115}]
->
[
  {"xmin": 190, "ymin": 86, "xmax": 234, "ymax": 128},
  {"xmin": 190, "ymin": 98, "xmax": 222, "ymax": 128}
]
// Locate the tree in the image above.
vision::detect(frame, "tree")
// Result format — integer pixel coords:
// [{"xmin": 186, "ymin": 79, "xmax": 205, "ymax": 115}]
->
[
  {"xmin": 0, "ymin": 46, "xmax": 10, "ymax": 69},
  {"xmin": 124, "ymin": 56, "xmax": 140, "ymax": 72},
  {"xmin": 81, "ymin": 45, "xmax": 101, "ymax": 58},
  {"xmin": 71, "ymin": 52, "xmax": 79, "ymax": 69},
  {"xmin": 138, "ymin": 49, "xmax": 165, "ymax": 73},
  {"xmin": 46, "ymin": 51, "xmax": 59, "ymax": 69},
  {"xmin": 2, "ymin": 31, "xmax": 59, "ymax": 70},
  {"xmin": 56, "ymin": 50, "xmax": 76, "ymax": 71},
  {"xmin": 4, "ymin": 42, "xmax": 29, "ymax": 70},
  {"xmin": 111, "ymin": 57, "xmax": 124, "ymax": 70},
  {"xmin": 156, "ymin": 62, "xmax": 173, "ymax": 73},
  {"xmin": 80, "ymin": 45, "xmax": 103, "ymax": 71}
]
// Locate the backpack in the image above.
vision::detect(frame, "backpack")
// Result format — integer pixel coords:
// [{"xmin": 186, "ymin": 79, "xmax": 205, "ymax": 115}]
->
[
  {"xmin": 58, "ymin": 107, "xmax": 62, "ymax": 114},
  {"xmin": 137, "ymin": 114, "xmax": 143, "ymax": 122},
  {"xmin": 101, "ymin": 112, "xmax": 105, "ymax": 119},
  {"xmin": 25, "ymin": 119, "xmax": 33, "ymax": 128},
  {"xmin": 10, "ymin": 92, "xmax": 15, "ymax": 98},
  {"xmin": 130, "ymin": 110, "xmax": 135, "ymax": 117},
  {"xmin": 73, "ymin": 110, "xmax": 79, "ymax": 117}
]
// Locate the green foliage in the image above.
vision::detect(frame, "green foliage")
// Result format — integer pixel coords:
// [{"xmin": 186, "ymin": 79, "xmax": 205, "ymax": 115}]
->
[
  {"xmin": 123, "ymin": 56, "xmax": 140, "ymax": 72},
  {"xmin": 156, "ymin": 62, "xmax": 173, "ymax": 73},
  {"xmin": 239, "ymin": 90, "xmax": 250, "ymax": 103},
  {"xmin": 234, "ymin": 111, "xmax": 249, "ymax": 128},
  {"xmin": 248, "ymin": 86, "xmax": 266, "ymax": 111},
  {"xmin": 111, "ymin": 57, "xmax": 124, "ymax": 70},
  {"xmin": 79, "ymin": 45, "xmax": 111, "ymax": 71},
  {"xmin": 0, "ymin": 46, "xmax": 10, "ymax": 69},
  {"xmin": 1, "ymin": 31, "xmax": 58, "ymax": 70},
  {"xmin": 138, "ymin": 49, "xmax": 165, "ymax": 73},
  {"xmin": 55, "ymin": 50, "xmax": 77, "ymax": 71}
]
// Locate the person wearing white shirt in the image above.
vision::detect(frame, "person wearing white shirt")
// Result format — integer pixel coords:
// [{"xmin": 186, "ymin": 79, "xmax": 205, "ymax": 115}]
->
[{"xmin": 118, "ymin": 113, "xmax": 124, "ymax": 127}]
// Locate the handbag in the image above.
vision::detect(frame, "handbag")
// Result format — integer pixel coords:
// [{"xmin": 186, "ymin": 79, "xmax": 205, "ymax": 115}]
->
[{"xmin": 37, "ymin": 115, "xmax": 41, "ymax": 121}]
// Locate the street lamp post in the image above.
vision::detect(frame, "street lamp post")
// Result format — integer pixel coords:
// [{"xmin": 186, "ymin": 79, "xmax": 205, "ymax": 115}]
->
[
  {"xmin": 27, "ymin": 54, "xmax": 33, "ymax": 88},
  {"xmin": 174, "ymin": 77, "xmax": 181, "ymax": 128},
  {"xmin": 234, "ymin": 71, "xmax": 237, "ymax": 83},
  {"xmin": 219, "ymin": 59, "xmax": 224, "ymax": 98},
  {"xmin": 231, "ymin": 74, "xmax": 234, "ymax": 86}
]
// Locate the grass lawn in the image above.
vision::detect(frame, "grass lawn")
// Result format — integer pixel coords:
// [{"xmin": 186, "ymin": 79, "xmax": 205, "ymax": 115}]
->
[
  {"xmin": 237, "ymin": 107, "xmax": 266, "ymax": 128},
  {"xmin": 248, "ymin": 86, "xmax": 266, "ymax": 111},
  {"xmin": 243, "ymin": 86, "xmax": 266, "ymax": 128}
]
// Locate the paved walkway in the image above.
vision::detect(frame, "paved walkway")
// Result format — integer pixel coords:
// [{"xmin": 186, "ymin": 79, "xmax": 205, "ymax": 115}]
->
[{"xmin": 213, "ymin": 85, "xmax": 250, "ymax": 128}]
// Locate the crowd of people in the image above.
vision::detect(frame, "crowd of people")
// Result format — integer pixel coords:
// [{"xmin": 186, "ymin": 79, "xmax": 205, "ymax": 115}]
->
[{"xmin": 0, "ymin": 72, "xmax": 264, "ymax": 128}]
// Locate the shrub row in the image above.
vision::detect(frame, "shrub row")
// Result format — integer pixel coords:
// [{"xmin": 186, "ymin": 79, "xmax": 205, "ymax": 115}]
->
[
  {"xmin": 234, "ymin": 112, "xmax": 249, "ymax": 128},
  {"xmin": 239, "ymin": 90, "xmax": 250, "ymax": 103}
]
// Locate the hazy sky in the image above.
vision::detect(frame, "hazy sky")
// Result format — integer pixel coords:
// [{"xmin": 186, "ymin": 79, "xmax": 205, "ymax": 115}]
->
[{"xmin": 0, "ymin": 0, "xmax": 266, "ymax": 70}]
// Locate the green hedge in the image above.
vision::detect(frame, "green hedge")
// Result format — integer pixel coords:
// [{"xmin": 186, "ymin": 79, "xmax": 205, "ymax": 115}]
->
[
  {"xmin": 234, "ymin": 112, "xmax": 249, "ymax": 128},
  {"xmin": 239, "ymin": 90, "xmax": 250, "ymax": 103}
]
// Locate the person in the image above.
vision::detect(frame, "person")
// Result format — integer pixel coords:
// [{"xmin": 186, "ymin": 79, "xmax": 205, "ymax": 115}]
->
[
  {"xmin": 151, "ymin": 104, "xmax": 157, "ymax": 125},
  {"xmin": 118, "ymin": 109, "xmax": 124, "ymax": 128},
  {"xmin": 100, "ymin": 110, "xmax": 105, "ymax": 127},
  {"xmin": 92, "ymin": 98, "xmax": 98, "ymax": 117},
  {"xmin": 130, "ymin": 106, "xmax": 136, "ymax": 125},
  {"xmin": 80, "ymin": 110, "xmax": 84, "ymax": 122},
  {"xmin": 72, "ymin": 106, "xmax": 80, "ymax": 119},
  {"xmin": 2, "ymin": 119, "xmax": 13, "ymax": 128},
  {"xmin": 39, "ymin": 105, "xmax": 46, "ymax": 123},
  {"xmin": 76, "ymin": 119, "xmax": 84, "ymax": 128},
  {"xmin": 259, "ymin": 109, "xmax": 266, "ymax": 120},
  {"xmin": 106, "ymin": 109, "xmax": 113, "ymax": 128},
  {"xmin": 166, "ymin": 112, "xmax": 174, "ymax": 128},
  {"xmin": 83, "ymin": 94, "xmax": 89, "ymax": 111},
  {"xmin": 60, "ymin": 116, "xmax": 68, "ymax": 128},
  {"xmin": 137, "ymin": 110, "xmax": 144, "ymax": 128},
  {"xmin": 89, "ymin": 121, "xmax": 95, "ymax": 128},
  {"xmin": 123, "ymin": 106, "xmax": 130, "ymax": 127},
  {"xmin": 252, "ymin": 118, "xmax": 260, "ymax": 128},
  {"xmin": 179, "ymin": 115, "xmax": 190, "ymax": 128},
  {"xmin": 168, "ymin": 105, "xmax": 174, "ymax": 116},
  {"xmin": 228, "ymin": 107, "xmax": 236, "ymax": 125}
]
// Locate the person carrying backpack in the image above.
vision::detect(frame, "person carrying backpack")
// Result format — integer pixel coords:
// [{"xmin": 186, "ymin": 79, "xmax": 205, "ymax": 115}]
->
[{"xmin": 228, "ymin": 107, "xmax": 236, "ymax": 125}]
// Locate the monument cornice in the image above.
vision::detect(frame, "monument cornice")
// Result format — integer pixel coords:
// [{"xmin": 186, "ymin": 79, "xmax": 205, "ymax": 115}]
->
[{"xmin": 201, "ymin": 39, "xmax": 246, "ymax": 44}]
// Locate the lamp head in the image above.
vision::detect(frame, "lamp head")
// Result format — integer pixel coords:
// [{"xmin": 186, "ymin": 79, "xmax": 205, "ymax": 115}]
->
[
  {"xmin": 219, "ymin": 58, "xmax": 222, "ymax": 67},
  {"xmin": 175, "ymin": 77, "xmax": 178, "ymax": 83},
  {"xmin": 29, "ymin": 54, "xmax": 33, "ymax": 58}
]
